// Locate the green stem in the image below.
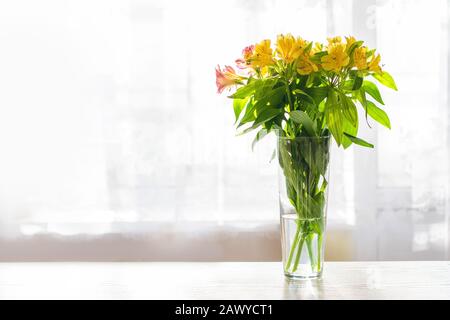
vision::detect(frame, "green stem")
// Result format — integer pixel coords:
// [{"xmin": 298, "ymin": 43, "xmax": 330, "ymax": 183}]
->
[
  {"xmin": 306, "ymin": 233, "xmax": 315, "ymax": 271},
  {"xmin": 292, "ymin": 235, "xmax": 305, "ymax": 273},
  {"xmin": 284, "ymin": 76, "xmax": 294, "ymax": 112},
  {"xmin": 285, "ymin": 222, "xmax": 301, "ymax": 271},
  {"xmin": 317, "ymin": 233, "xmax": 323, "ymax": 271}
]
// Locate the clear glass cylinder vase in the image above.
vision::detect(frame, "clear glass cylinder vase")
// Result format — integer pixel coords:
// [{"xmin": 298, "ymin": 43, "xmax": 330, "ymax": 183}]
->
[{"xmin": 277, "ymin": 134, "xmax": 331, "ymax": 279}]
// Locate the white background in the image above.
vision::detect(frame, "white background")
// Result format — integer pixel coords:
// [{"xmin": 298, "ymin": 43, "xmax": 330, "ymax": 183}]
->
[{"xmin": 0, "ymin": 0, "xmax": 449, "ymax": 261}]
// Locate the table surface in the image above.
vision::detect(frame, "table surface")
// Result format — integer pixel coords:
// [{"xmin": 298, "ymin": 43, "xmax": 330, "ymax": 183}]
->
[{"xmin": 0, "ymin": 261, "xmax": 449, "ymax": 299}]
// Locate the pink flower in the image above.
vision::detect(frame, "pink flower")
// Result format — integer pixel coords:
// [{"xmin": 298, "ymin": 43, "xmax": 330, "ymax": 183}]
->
[
  {"xmin": 235, "ymin": 58, "xmax": 248, "ymax": 69},
  {"xmin": 215, "ymin": 65, "xmax": 244, "ymax": 94},
  {"xmin": 235, "ymin": 45, "xmax": 255, "ymax": 69},
  {"xmin": 243, "ymin": 45, "xmax": 255, "ymax": 59}
]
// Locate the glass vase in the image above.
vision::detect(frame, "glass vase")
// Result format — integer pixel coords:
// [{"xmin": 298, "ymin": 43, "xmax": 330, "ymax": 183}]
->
[{"xmin": 277, "ymin": 134, "xmax": 331, "ymax": 279}]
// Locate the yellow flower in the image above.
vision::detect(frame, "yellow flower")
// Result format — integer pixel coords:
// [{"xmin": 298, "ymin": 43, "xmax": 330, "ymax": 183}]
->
[
  {"xmin": 345, "ymin": 36, "xmax": 356, "ymax": 51},
  {"xmin": 311, "ymin": 42, "xmax": 323, "ymax": 54},
  {"xmin": 276, "ymin": 34, "xmax": 307, "ymax": 63},
  {"xmin": 251, "ymin": 39, "xmax": 274, "ymax": 68},
  {"xmin": 368, "ymin": 53, "xmax": 382, "ymax": 73},
  {"xmin": 297, "ymin": 54, "xmax": 318, "ymax": 75},
  {"xmin": 321, "ymin": 43, "xmax": 350, "ymax": 72},
  {"xmin": 353, "ymin": 46, "xmax": 367, "ymax": 70},
  {"xmin": 327, "ymin": 36, "xmax": 342, "ymax": 46},
  {"xmin": 260, "ymin": 66, "xmax": 270, "ymax": 76}
]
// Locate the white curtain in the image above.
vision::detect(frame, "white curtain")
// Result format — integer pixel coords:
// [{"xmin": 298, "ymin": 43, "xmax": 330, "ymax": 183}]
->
[{"xmin": 0, "ymin": 0, "xmax": 449, "ymax": 261}]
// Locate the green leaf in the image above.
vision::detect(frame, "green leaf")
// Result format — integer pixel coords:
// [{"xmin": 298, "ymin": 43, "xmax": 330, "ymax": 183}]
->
[
  {"xmin": 347, "ymin": 40, "xmax": 364, "ymax": 55},
  {"xmin": 318, "ymin": 179, "xmax": 328, "ymax": 194},
  {"xmin": 343, "ymin": 133, "xmax": 374, "ymax": 148},
  {"xmin": 252, "ymin": 108, "xmax": 281, "ymax": 128},
  {"xmin": 289, "ymin": 110, "xmax": 317, "ymax": 136},
  {"xmin": 254, "ymin": 78, "xmax": 277, "ymax": 100},
  {"xmin": 318, "ymin": 99, "xmax": 326, "ymax": 112},
  {"xmin": 237, "ymin": 98, "xmax": 256, "ymax": 127},
  {"xmin": 366, "ymin": 48, "xmax": 376, "ymax": 58},
  {"xmin": 366, "ymin": 100, "xmax": 391, "ymax": 129},
  {"xmin": 352, "ymin": 76, "xmax": 363, "ymax": 90},
  {"xmin": 340, "ymin": 93, "xmax": 358, "ymax": 127},
  {"xmin": 362, "ymin": 80, "xmax": 384, "ymax": 105},
  {"xmin": 229, "ymin": 80, "xmax": 259, "ymax": 99},
  {"xmin": 310, "ymin": 51, "xmax": 328, "ymax": 63},
  {"xmin": 305, "ymin": 87, "xmax": 328, "ymax": 106},
  {"xmin": 292, "ymin": 89, "xmax": 315, "ymax": 105},
  {"xmin": 341, "ymin": 118, "xmax": 358, "ymax": 149},
  {"xmin": 325, "ymin": 90, "xmax": 343, "ymax": 146},
  {"xmin": 304, "ymin": 103, "xmax": 320, "ymax": 120},
  {"xmin": 254, "ymin": 86, "xmax": 285, "ymax": 113},
  {"xmin": 236, "ymin": 124, "xmax": 256, "ymax": 136},
  {"xmin": 357, "ymin": 88, "xmax": 367, "ymax": 108},
  {"xmin": 251, "ymin": 128, "xmax": 268, "ymax": 151},
  {"xmin": 302, "ymin": 41, "xmax": 313, "ymax": 54},
  {"xmin": 232, "ymin": 97, "xmax": 249, "ymax": 123},
  {"xmin": 356, "ymin": 89, "xmax": 370, "ymax": 127},
  {"xmin": 372, "ymin": 71, "xmax": 398, "ymax": 91},
  {"xmin": 269, "ymin": 148, "xmax": 276, "ymax": 163},
  {"xmin": 305, "ymin": 73, "xmax": 315, "ymax": 87}
]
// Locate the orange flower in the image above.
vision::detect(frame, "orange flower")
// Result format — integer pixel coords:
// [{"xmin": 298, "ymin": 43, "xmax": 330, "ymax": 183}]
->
[{"xmin": 215, "ymin": 65, "xmax": 245, "ymax": 94}]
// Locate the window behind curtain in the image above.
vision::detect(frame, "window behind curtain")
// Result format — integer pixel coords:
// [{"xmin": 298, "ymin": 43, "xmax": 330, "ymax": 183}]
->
[{"xmin": 0, "ymin": 0, "xmax": 449, "ymax": 261}]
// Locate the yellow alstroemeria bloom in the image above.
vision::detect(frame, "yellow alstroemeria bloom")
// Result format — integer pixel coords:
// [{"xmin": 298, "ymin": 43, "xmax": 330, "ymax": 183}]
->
[
  {"xmin": 297, "ymin": 54, "xmax": 318, "ymax": 75},
  {"xmin": 345, "ymin": 36, "xmax": 356, "ymax": 51},
  {"xmin": 353, "ymin": 46, "xmax": 367, "ymax": 70},
  {"xmin": 368, "ymin": 53, "xmax": 382, "ymax": 73},
  {"xmin": 327, "ymin": 36, "xmax": 342, "ymax": 46},
  {"xmin": 311, "ymin": 42, "xmax": 323, "ymax": 54},
  {"xmin": 252, "ymin": 39, "xmax": 274, "ymax": 69},
  {"xmin": 260, "ymin": 66, "xmax": 270, "ymax": 76},
  {"xmin": 321, "ymin": 43, "xmax": 350, "ymax": 72},
  {"xmin": 276, "ymin": 34, "xmax": 307, "ymax": 63}
]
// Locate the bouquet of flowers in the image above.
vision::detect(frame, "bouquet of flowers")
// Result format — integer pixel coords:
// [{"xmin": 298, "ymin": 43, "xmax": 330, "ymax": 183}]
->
[{"xmin": 215, "ymin": 34, "xmax": 397, "ymax": 278}]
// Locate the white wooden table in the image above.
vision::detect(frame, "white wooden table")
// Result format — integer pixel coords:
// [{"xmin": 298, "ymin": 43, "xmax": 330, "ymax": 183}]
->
[{"xmin": 0, "ymin": 262, "xmax": 449, "ymax": 299}]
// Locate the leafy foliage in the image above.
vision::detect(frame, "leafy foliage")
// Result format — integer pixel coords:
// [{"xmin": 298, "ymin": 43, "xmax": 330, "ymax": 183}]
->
[{"xmin": 217, "ymin": 35, "xmax": 396, "ymax": 149}]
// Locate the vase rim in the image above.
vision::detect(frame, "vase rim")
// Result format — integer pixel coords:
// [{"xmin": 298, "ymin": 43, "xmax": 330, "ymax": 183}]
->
[{"xmin": 276, "ymin": 134, "xmax": 331, "ymax": 140}]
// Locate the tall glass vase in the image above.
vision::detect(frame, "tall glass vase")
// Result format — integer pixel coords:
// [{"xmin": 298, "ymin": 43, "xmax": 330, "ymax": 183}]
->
[{"xmin": 277, "ymin": 134, "xmax": 331, "ymax": 279}]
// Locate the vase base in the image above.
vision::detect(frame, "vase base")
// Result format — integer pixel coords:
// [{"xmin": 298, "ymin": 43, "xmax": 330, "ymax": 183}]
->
[{"xmin": 284, "ymin": 271, "xmax": 322, "ymax": 280}]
